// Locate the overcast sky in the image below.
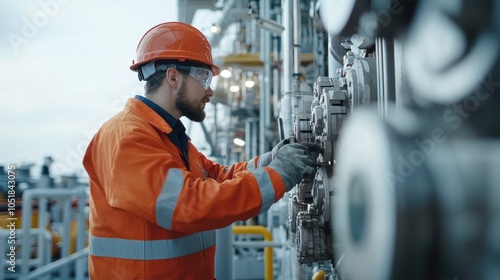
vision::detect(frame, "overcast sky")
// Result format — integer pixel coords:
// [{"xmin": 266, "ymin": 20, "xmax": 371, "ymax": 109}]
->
[{"xmin": 0, "ymin": 0, "xmax": 183, "ymax": 178}]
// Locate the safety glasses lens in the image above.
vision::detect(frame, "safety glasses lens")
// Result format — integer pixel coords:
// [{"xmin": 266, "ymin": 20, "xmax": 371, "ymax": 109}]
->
[{"xmin": 189, "ymin": 67, "xmax": 212, "ymax": 90}]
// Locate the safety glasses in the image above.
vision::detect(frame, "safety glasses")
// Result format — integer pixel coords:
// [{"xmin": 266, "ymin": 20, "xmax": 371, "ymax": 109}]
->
[
  {"xmin": 140, "ymin": 62, "xmax": 213, "ymax": 89},
  {"xmin": 172, "ymin": 65, "xmax": 213, "ymax": 90}
]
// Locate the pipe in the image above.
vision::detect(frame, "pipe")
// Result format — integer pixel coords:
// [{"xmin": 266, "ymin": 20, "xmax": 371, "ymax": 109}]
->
[
  {"xmin": 292, "ymin": 0, "xmax": 302, "ymax": 91},
  {"xmin": 260, "ymin": 0, "xmax": 272, "ymax": 155},
  {"xmin": 233, "ymin": 225, "xmax": 274, "ymax": 280},
  {"xmin": 233, "ymin": 241, "xmax": 285, "ymax": 248},
  {"xmin": 282, "ymin": 0, "xmax": 293, "ymax": 92},
  {"xmin": 273, "ymin": 26, "xmax": 281, "ymax": 119},
  {"xmin": 280, "ymin": 0, "xmax": 294, "ymax": 139},
  {"xmin": 213, "ymin": 102, "xmax": 218, "ymax": 155},
  {"xmin": 215, "ymin": 226, "xmax": 234, "ymax": 280},
  {"xmin": 328, "ymin": 36, "xmax": 342, "ymax": 78},
  {"xmin": 375, "ymin": 36, "xmax": 396, "ymax": 119}
]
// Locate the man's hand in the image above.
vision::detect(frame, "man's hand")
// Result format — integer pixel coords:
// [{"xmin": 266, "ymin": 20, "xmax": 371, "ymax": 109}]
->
[
  {"xmin": 269, "ymin": 143, "xmax": 317, "ymax": 191},
  {"xmin": 271, "ymin": 138, "xmax": 290, "ymax": 160},
  {"xmin": 302, "ymin": 142, "xmax": 322, "ymax": 161}
]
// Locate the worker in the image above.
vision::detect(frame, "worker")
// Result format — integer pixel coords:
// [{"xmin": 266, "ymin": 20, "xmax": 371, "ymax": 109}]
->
[
  {"xmin": 41, "ymin": 156, "xmax": 53, "ymax": 176},
  {"xmin": 83, "ymin": 21, "xmax": 318, "ymax": 279}
]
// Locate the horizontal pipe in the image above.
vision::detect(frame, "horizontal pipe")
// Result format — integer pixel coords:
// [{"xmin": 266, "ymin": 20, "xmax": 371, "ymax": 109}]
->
[{"xmin": 233, "ymin": 241, "xmax": 285, "ymax": 248}]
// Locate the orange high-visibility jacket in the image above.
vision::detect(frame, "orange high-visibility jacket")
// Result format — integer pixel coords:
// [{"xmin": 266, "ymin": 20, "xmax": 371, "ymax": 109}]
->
[{"xmin": 83, "ymin": 98, "xmax": 286, "ymax": 280}]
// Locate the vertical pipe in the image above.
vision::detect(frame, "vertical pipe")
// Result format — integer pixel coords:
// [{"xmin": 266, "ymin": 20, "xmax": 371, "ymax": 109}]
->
[
  {"xmin": 225, "ymin": 78, "xmax": 232, "ymax": 163},
  {"xmin": 272, "ymin": 11, "xmax": 281, "ymax": 120},
  {"xmin": 282, "ymin": 0, "xmax": 293, "ymax": 92},
  {"xmin": 245, "ymin": 119, "xmax": 252, "ymax": 159},
  {"xmin": 293, "ymin": 0, "xmax": 302, "ymax": 82},
  {"xmin": 280, "ymin": 0, "xmax": 295, "ymax": 139},
  {"xmin": 291, "ymin": 2, "xmax": 303, "ymax": 278},
  {"xmin": 376, "ymin": 36, "xmax": 396, "ymax": 119},
  {"xmin": 393, "ymin": 35, "xmax": 407, "ymax": 109},
  {"xmin": 260, "ymin": 0, "xmax": 272, "ymax": 154},
  {"xmin": 258, "ymin": 41, "xmax": 269, "ymax": 225},
  {"xmin": 176, "ymin": 0, "xmax": 188, "ymax": 23},
  {"xmin": 215, "ymin": 76, "xmax": 234, "ymax": 279},
  {"xmin": 61, "ymin": 198, "xmax": 72, "ymax": 279},
  {"xmin": 39, "ymin": 197, "xmax": 48, "ymax": 265},
  {"xmin": 247, "ymin": 17, "xmax": 254, "ymax": 52},
  {"xmin": 252, "ymin": 120, "xmax": 259, "ymax": 157},
  {"xmin": 215, "ymin": 226, "xmax": 234, "ymax": 280},
  {"xmin": 328, "ymin": 36, "xmax": 342, "ymax": 78},
  {"xmin": 312, "ymin": 23, "xmax": 324, "ymax": 78},
  {"xmin": 273, "ymin": 67, "xmax": 281, "ymax": 119},
  {"xmin": 376, "ymin": 37, "xmax": 385, "ymax": 117},
  {"xmin": 21, "ymin": 191, "xmax": 33, "ymax": 276},
  {"xmin": 76, "ymin": 194, "xmax": 86, "ymax": 280},
  {"xmin": 213, "ymin": 103, "xmax": 218, "ymax": 155},
  {"xmin": 244, "ymin": 117, "xmax": 259, "ymax": 158},
  {"xmin": 385, "ymin": 37, "xmax": 396, "ymax": 105}
]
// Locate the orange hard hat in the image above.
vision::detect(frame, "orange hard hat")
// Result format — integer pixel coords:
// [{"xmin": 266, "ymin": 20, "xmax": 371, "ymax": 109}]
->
[{"xmin": 130, "ymin": 22, "xmax": 220, "ymax": 76}]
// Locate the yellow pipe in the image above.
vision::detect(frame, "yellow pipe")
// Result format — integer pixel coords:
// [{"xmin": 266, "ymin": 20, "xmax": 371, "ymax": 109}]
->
[
  {"xmin": 312, "ymin": 270, "xmax": 326, "ymax": 280},
  {"xmin": 232, "ymin": 225, "xmax": 273, "ymax": 280}
]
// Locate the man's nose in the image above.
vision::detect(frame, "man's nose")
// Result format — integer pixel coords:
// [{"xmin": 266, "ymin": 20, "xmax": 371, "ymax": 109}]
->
[{"xmin": 206, "ymin": 87, "xmax": 214, "ymax": 97}]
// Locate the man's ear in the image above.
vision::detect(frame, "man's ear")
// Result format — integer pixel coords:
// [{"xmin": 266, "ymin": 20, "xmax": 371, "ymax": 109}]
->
[{"xmin": 165, "ymin": 68, "xmax": 179, "ymax": 88}]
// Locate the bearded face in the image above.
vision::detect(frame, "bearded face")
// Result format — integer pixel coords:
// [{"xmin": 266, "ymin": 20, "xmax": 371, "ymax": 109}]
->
[{"xmin": 175, "ymin": 77, "xmax": 208, "ymax": 122}]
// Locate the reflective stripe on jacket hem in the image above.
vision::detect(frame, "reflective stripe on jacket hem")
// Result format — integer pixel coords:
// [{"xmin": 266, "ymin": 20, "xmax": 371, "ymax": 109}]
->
[
  {"xmin": 89, "ymin": 230, "xmax": 216, "ymax": 260},
  {"xmin": 249, "ymin": 168, "xmax": 275, "ymax": 214}
]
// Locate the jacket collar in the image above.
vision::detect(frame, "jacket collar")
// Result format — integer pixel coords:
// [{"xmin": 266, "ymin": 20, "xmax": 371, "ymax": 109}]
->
[{"xmin": 125, "ymin": 97, "xmax": 173, "ymax": 134}]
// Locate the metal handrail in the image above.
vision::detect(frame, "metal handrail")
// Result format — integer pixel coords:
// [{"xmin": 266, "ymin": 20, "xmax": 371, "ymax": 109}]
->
[
  {"xmin": 22, "ymin": 248, "xmax": 89, "ymax": 280},
  {"xmin": 0, "ymin": 228, "xmax": 52, "ymax": 280},
  {"xmin": 20, "ymin": 188, "xmax": 88, "ymax": 278}
]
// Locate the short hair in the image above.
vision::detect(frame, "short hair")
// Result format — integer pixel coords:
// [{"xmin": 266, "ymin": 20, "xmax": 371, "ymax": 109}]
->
[{"xmin": 144, "ymin": 71, "xmax": 167, "ymax": 95}]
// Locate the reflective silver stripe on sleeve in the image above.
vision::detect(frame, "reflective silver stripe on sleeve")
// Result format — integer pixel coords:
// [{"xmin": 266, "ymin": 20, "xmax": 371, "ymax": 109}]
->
[
  {"xmin": 156, "ymin": 168, "xmax": 184, "ymax": 230},
  {"xmin": 249, "ymin": 168, "xmax": 275, "ymax": 214},
  {"xmin": 246, "ymin": 158, "xmax": 257, "ymax": 170},
  {"xmin": 257, "ymin": 152, "xmax": 271, "ymax": 167},
  {"xmin": 89, "ymin": 230, "xmax": 216, "ymax": 260},
  {"xmin": 246, "ymin": 152, "xmax": 271, "ymax": 170}
]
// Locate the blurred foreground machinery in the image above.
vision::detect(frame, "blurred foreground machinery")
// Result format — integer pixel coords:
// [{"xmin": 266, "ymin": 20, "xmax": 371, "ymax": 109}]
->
[
  {"xmin": 181, "ymin": 0, "xmax": 500, "ymax": 279},
  {"xmin": 283, "ymin": 0, "xmax": 500, "ymax": 279}
]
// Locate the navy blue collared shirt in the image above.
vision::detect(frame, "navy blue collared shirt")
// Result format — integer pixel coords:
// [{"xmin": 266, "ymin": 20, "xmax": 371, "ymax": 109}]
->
[{"xmin": 135, "ymin": 95, "xmax": 190, "ymax": 168}]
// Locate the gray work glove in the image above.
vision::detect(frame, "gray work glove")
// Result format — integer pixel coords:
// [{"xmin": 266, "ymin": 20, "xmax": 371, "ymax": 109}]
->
[
  {"xmin": 271, "ymin": 138, "xmax": 291, "ymax": 160},
  {"xmin": 269, "ymin": 143, "xmax": 317, "ymax": 191},
  {"xmin": 302, "ymin": 142, "xmax": 322, "ymax": 161},
  {"xmin": 253, "ymin": 138, "xmax": 291, "ymax": 168}
]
